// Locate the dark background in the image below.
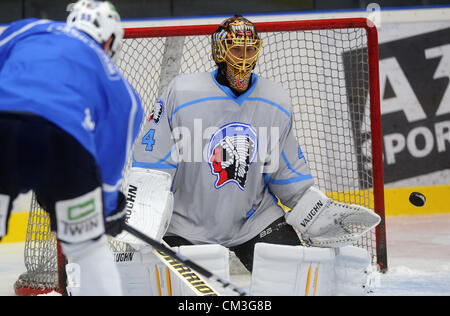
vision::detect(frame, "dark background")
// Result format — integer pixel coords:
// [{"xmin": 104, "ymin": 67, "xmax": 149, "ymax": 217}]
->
[{"xmin": 0, "ymin": 0, "xmax": 449, "ymax": 24}]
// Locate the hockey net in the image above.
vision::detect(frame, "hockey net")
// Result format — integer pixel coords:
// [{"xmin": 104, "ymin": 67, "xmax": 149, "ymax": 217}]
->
[{"xmin": 14, "ymin": 18, "xmax": 387, "ymax": 296}]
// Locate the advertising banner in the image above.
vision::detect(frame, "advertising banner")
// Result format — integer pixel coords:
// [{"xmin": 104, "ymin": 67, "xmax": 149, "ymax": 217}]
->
[{"xmin": 378, "ymin": 23, "xmax": 450, "ymax": 184}]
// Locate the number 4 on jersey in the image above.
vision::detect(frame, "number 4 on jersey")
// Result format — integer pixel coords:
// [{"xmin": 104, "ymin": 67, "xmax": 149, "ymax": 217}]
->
[{"xmin": 142, "ymin": 129, "xmax": 156, "ymax": 151}]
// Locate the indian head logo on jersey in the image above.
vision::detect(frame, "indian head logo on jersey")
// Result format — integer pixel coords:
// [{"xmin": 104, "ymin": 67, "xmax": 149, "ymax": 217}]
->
[
  {"xmin": 149, "ymin": 99, "xmax": 164, "ymax": 124},
  {"xmin": 208, "ymin": 123, "xmax": 258, "ymax": 191}
]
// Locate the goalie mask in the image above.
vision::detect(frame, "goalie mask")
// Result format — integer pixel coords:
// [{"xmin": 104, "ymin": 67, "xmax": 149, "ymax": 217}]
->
[
  {"xmin": 212, "ymin": 15, "xmax": 263, "ymax": 92},
  {"xmin": 67, "ymin": 0, "xmax": 124, "ymax": 61}
]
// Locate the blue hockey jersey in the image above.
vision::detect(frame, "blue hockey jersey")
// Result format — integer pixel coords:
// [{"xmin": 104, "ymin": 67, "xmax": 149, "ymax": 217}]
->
[{"xmin": 0, "ymin": 19, "xmax": 144, "ymax": 215}]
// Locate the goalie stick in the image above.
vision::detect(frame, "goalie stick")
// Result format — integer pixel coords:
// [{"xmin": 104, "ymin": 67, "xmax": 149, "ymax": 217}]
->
[{"xmin": 123, "ymin": 224, "xmax": 248, "ymax": 296}]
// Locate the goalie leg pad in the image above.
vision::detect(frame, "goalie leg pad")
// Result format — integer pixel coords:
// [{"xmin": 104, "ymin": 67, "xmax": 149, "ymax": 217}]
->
[
  {"xmin": 178, "ymin": 244, "xmax": 230, "ymax": 280},
  {"xmin": 114, "ymin": 249, "xmax": 169, "ymax": 296},
  {"xmin": 115, "ymin": 244, "xmax": 230, "ymax": 296},
  {"xmin": 335, "ymin": 246, "xmax": 377, "ymax": 295},
  {"xmin": 250, "ymin": 243, "xmax": 335, "ymax": 296},
  {"xmin": 165, "ymin": 244, "xmax": 230, "ymax": 296},
  {"xmin": 250, "ymin": 243, "xmax": 374, "ymax": 296}
]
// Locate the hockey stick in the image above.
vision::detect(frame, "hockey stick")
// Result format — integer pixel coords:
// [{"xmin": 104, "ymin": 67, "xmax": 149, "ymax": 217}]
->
[
  {"xmin": 123, "ymin": 224, "xmax": 248, "ymax": 296},
  {"xmin": 151, "ymin": 243, "xmax": 221, "ymax": 296},
  {"xmin": 155, "ymin": 238, "xmax": 225, "ymax": 296}
]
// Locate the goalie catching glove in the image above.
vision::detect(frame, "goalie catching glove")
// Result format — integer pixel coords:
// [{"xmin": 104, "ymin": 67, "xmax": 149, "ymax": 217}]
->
[{"xmin": 285, "ymin": 186, "xmax": 381, "ymax": 248}]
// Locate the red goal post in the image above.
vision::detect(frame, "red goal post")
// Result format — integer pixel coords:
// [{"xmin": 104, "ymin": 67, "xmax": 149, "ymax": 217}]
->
[{"xmin": 14, "ymin": 17, "xmax": 387, "ymax": 296}]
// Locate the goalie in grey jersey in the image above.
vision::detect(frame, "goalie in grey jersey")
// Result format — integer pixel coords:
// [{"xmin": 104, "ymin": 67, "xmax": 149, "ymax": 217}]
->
[{"xmin": 131, "ymin": 15, "xmax": 381, "ymax": 282}]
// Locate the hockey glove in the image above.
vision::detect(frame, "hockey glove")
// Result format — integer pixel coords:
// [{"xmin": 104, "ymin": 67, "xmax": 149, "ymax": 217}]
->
[
  {"xmin": 105, "ymin": 191, "xmax": 127, "ymax": 237},
  {"xmin": 285, "ymin": 186, "xmax": 381, "ymax": 248}
]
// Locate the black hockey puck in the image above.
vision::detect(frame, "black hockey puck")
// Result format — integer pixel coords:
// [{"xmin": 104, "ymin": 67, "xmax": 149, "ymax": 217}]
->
[{"xmin": 409, "ymin": 192, "xmax": 426, "ymax": 207}]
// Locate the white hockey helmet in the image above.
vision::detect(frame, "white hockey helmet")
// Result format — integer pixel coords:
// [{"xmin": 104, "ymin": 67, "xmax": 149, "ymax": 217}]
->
[{"xmin": 67, "ymin": 0, "xmax": 124, "ymax": 60}]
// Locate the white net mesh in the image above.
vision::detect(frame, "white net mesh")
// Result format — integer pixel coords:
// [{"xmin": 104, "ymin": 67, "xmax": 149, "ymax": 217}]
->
[{"xmin": 14, "ymin": 197, "xmax": 65, "ymax": 295}]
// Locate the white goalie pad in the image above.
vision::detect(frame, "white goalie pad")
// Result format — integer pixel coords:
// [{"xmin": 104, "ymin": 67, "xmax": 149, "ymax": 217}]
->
[
  {"xmin": 285, "ymin": 186, "xmax": 381, "ymax": 248},
  {"xmin": 335, "ymin": 246, "xmax": 380, "ymax": 295},
  {"xmin": 114, "ymin": 244, "xmax": 230, "ymax": 296},
  {"xmin": 250, "ymin": 243, "xmax": 376, "ymax": 296},
  {"xmin": 168, "ymin": 244, "xmax": 230, "ymax": 296},
  {"xmin": 114, "ymin": 248, "xmax": 167, "ymax": 296},
  {"xmin": 114, "ymin": 167, "xmax": 173, "ymax": 246}
]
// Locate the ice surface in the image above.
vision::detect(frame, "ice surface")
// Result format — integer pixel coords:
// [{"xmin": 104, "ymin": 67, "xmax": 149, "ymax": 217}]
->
[{"xmin": 1, "ymin": 214, "xmax": 449, "ymax": 296}]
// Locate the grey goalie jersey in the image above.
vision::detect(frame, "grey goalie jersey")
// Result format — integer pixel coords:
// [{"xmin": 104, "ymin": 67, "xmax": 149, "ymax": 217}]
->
[{"xmin": 132, "ymin": 69, "xmax": 314, "ymax": 247}]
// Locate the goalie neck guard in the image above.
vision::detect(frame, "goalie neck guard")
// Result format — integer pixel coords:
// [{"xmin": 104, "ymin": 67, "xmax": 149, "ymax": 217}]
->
[
  {"xmin": 66, "ymin": 0, "xmax": 124, "ymax": 61},
  {"xmin": 212, "ymin": 15, "xmax": 263, "ymax": 92}
]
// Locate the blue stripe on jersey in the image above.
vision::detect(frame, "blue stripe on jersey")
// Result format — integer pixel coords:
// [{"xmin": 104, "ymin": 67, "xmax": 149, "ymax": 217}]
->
[
  {"xmin": 245, "ymin": 204, "xmax": 256, "ymax": 219},
  {"xmin": 131, "ymin": 150, "xmax": 178, "ymax": 170},
  {"xmin": 281, "ymin": 150, "xmax": 307, "ymax": 177},
  {"xmin": 264, "ymin": 150, "xmax": 313, "ymax": 185},
  {"xmin": 298, "ymin": 145, "xmax": 305, "ymax": 159},
  {"xmin": 246, "ymin": 97, "xmax": 290, "ymax": 118},
  {"xmin": 264, "ymin": 173, "xmax": 312, "ymax": 185},
  {"xmin": 169, "ymin": 96, "xmax": 230, "ymax": 123},
  {"xmin": 169, "ymin": 70, "xmax": 290, "ymax": 122}
]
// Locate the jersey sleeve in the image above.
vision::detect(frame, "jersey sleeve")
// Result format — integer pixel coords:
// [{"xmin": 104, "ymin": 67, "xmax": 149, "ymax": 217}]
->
[
  {"xmin": 0, "ymin": 18, "xmax": 38, "ymax": 40},
  {"xmin": 131, "ymin": 80, "xmax": 179, "ymax": 180},
  {"xmin": 97, "ymin": 80, "xmax": 144, "ymax": 216},
  {"xmin": 264, "ymin": 115, "xmax": 315, "ymax": 209}
]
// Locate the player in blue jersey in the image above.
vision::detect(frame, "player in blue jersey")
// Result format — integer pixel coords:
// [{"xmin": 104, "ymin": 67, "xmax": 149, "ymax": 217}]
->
[{"xmin": 0, "ymin": 1, "xmax": 143, "ymax": 295}]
